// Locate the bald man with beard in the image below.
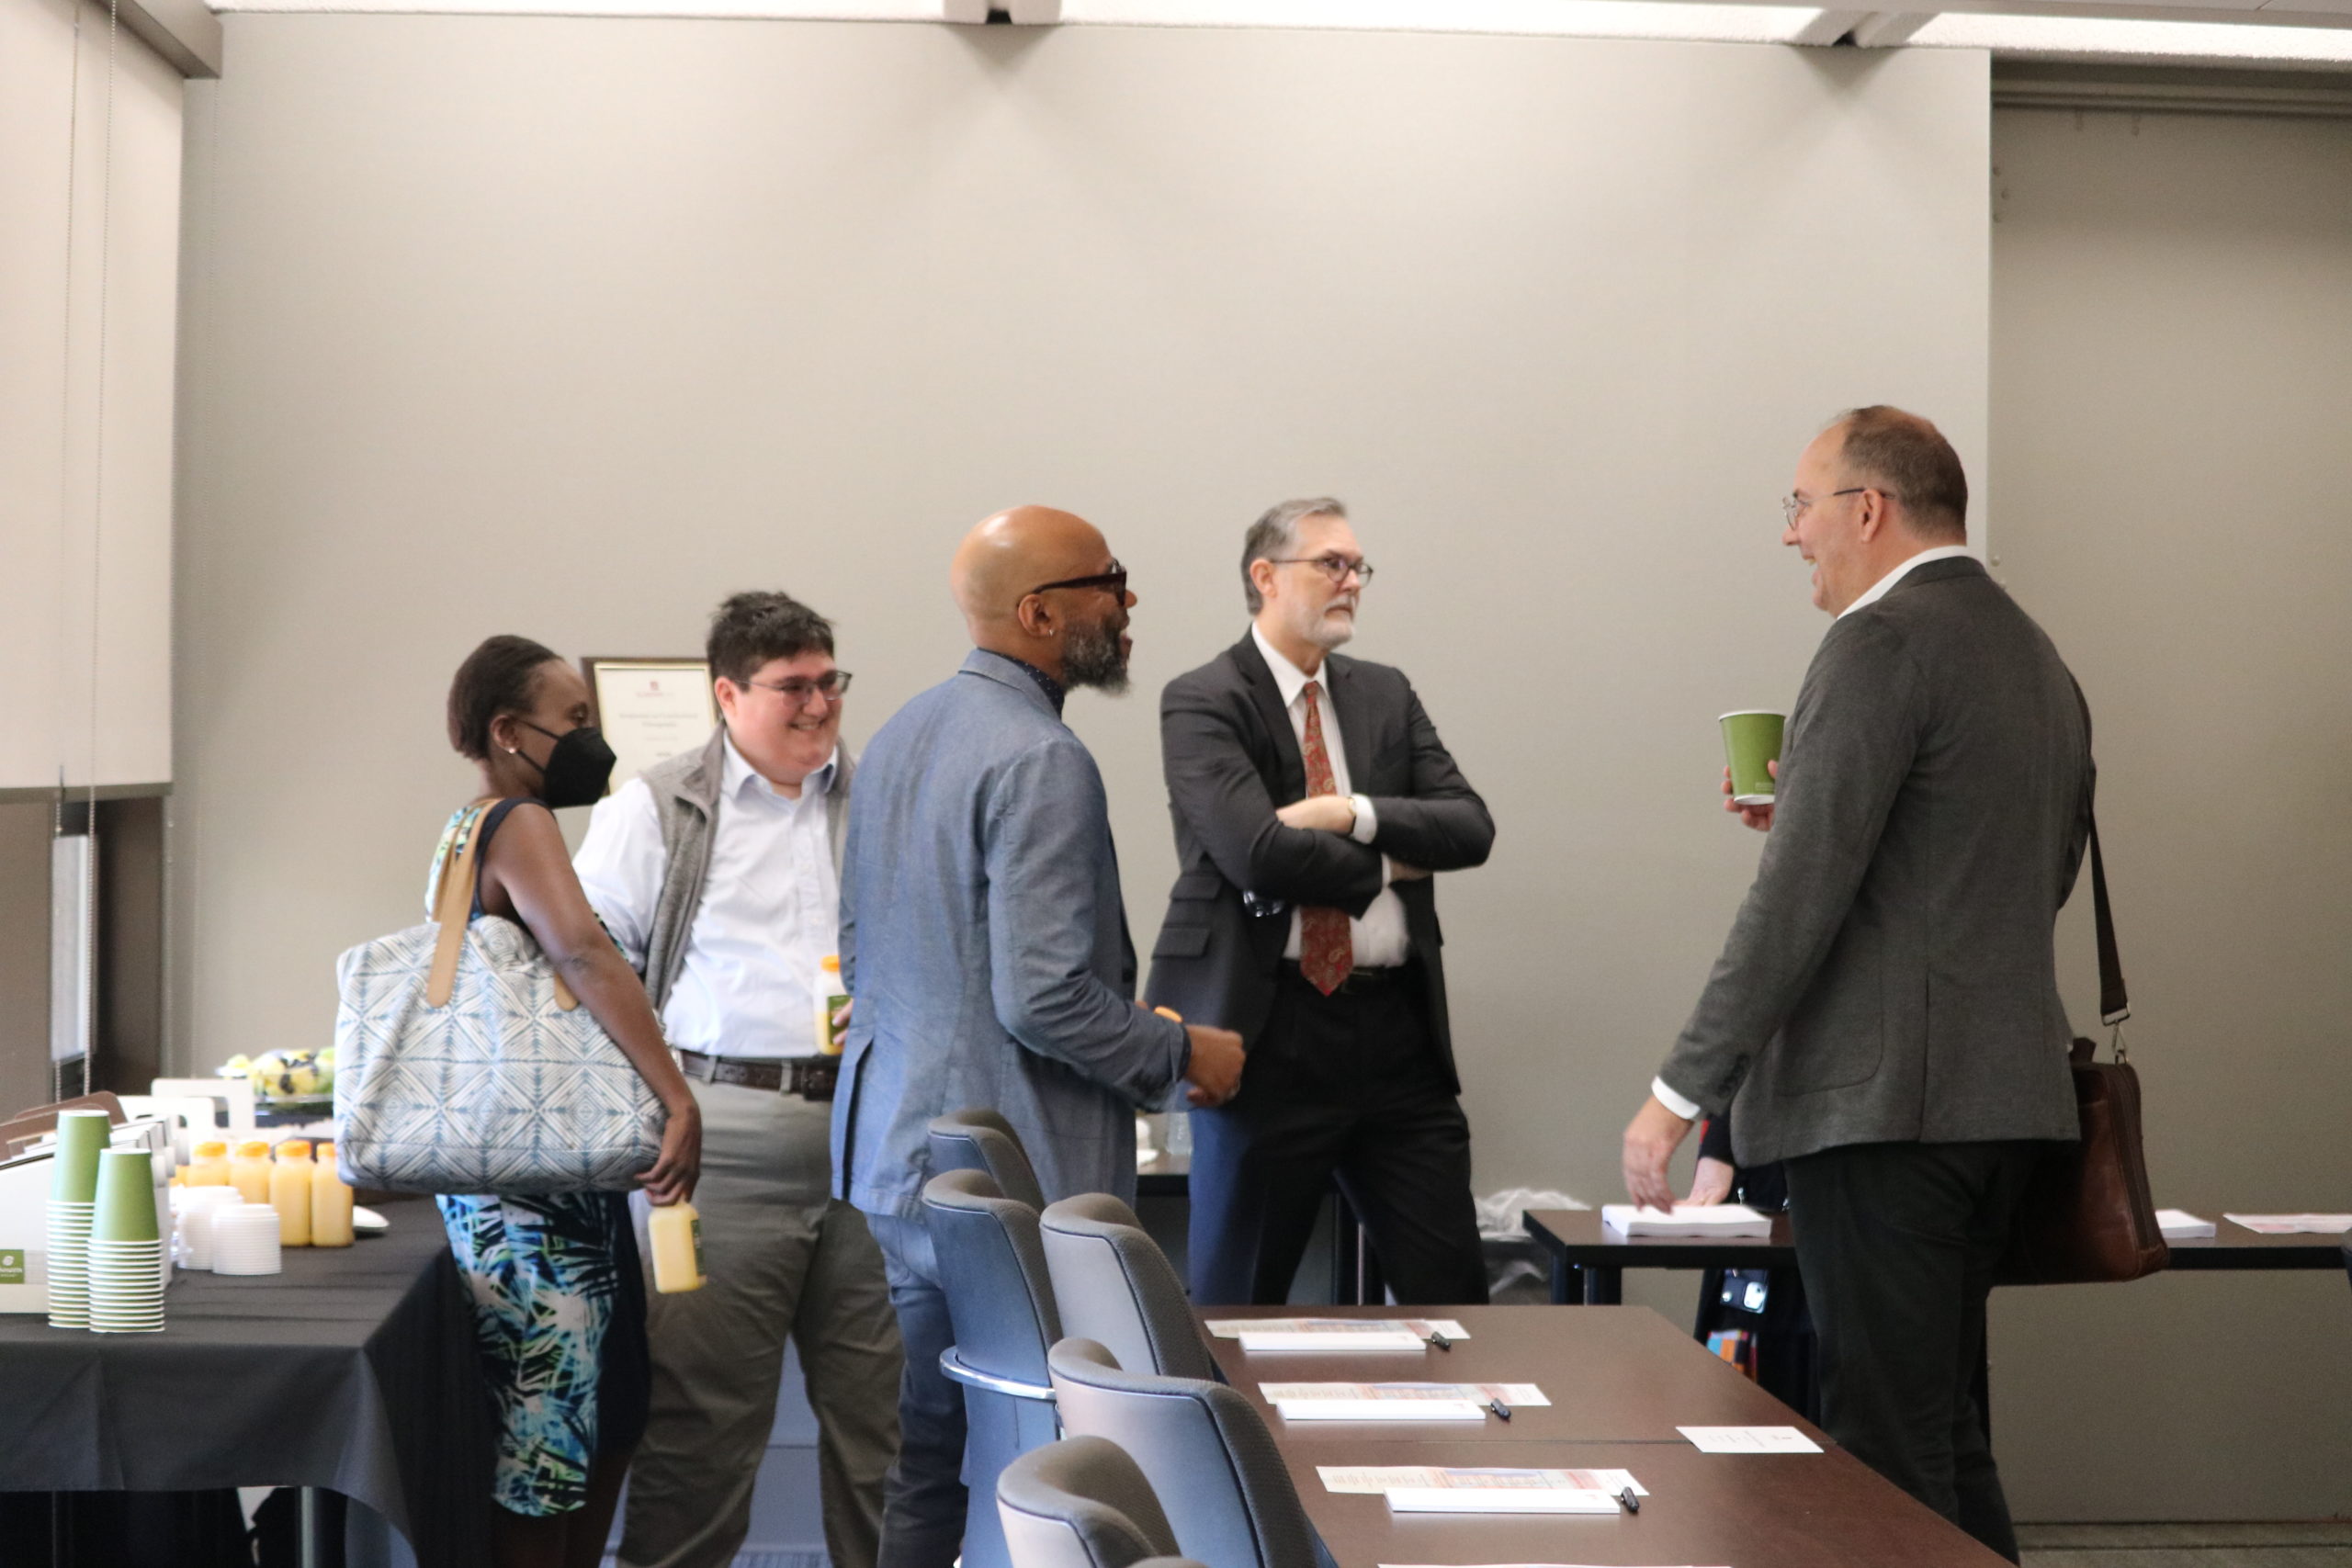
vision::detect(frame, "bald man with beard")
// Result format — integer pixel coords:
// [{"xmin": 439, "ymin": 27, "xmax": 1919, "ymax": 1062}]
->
[{"xmin": 830, "ymin": 506, "xmax": 1246, "ymax": 1568}]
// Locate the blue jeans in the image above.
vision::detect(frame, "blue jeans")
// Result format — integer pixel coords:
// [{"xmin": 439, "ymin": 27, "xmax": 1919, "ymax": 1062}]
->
[{"xmin": 865, "ymin": 1212, "xmax": 967, "ymax": 1568}]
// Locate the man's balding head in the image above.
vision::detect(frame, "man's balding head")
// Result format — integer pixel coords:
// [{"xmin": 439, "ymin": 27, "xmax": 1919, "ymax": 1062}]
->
[
  {"xmin": 1822, "ymin": 406, "xmax": 1968, "ymax": 543},
  {"xmin": 951, "ymin": 505, "xmax": 1137, "ymax": 693}
]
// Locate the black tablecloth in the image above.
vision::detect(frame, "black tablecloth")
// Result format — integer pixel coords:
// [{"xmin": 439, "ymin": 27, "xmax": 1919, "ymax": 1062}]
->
[{"xmin": 0, "ymin": 1198, "xmax": 492, "ymax": 1567}]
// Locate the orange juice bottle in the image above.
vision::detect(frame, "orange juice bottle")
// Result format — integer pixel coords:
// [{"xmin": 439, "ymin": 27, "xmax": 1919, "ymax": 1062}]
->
[
  {"xmin": 187, "ymin": 1140, "xmax": 232, "ymax": 1187},
  {"xmin": 310, "ymin": 1142, "xmax": 355, "ymax": 1247},
  {"xmin": 230, "ymin": 1140, "xmax": 274, "ymax": 1204},
  {"xmin": 814, "ymin": 956, "xmax": 848, "ymax": 1055},
  {"xmin": 647, "ymin": 1201, "xmax": 705, "ymax": 1293},
  {"xmin": 270, "ymin": 1139, "xmax": 314, "ymax": 1247}
]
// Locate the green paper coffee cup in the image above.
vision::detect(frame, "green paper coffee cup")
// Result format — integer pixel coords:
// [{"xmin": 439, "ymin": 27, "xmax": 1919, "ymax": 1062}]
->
[
  {"xmin": 1720, "ymin": 710, "xmax": 1786, "ymax": 807},
  {"xmin": 51, "ymin": 1110, "xmax": 111, "ymax": 1204},
  {"xmin": 93, "ymin": 1148, "xmax": 161, "ymax": 1243}
]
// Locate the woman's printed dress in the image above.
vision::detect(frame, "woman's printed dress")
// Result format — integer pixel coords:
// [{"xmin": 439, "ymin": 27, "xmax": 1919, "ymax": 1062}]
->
[{"xmin": 429, "ymin": 800, "xmax": 649, "ymax": 1517}]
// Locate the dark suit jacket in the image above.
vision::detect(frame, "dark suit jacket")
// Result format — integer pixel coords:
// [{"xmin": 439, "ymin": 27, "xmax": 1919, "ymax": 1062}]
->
[
  {"xmin": 1144, "ymin": 633, "xmax": 1494, "ymax": 1093},
  {"xmin": 1657, "ymin": 557, "xmax": 2093, "ymax": 1167}
]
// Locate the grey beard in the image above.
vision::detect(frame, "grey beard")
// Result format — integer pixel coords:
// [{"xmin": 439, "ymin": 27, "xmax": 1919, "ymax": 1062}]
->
[{"xmin": 1063, "ymin": 619, "xmax": 1131, "ymax": 694}]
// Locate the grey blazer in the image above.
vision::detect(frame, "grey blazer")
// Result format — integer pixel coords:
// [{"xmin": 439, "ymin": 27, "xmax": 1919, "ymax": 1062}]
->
[
  {"xmin": 829, "ymin": 650, "xmax": 1191, "ymax": 1219},
  {"xmin": 1657, "ymin": 557, "xmax": 2092, "ymax": 1167}
]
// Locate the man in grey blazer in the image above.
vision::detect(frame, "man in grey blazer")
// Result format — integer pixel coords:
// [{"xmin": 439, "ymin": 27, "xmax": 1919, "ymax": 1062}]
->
[
  {"xmin": 831, "ymin": 505, "xmax": 1246, "ymax": 1568},
  {"xmin": 1622, "ymin": 408, "xmax": 2090, "ymax": 1562}
]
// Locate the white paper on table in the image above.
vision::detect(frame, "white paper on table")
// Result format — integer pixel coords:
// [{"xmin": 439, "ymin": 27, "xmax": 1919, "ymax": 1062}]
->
[
  {"xmin": 1263, "ymin": 1382, "xmax": 1548, "ymax": 1406},
  {"xmin": 1241, "ymin": 1331, "xmax": 1426, "ymax": 1352},
  {"xmin": 1678, "ymin": 1426, "xmax": 1822, "ymax": 1454},
  {"xmin": 1385, "ymin": 1489, "xmax": 1618, "ymax": 1515},
  {"xmin": 1600, "ymin": 1204, "xmax": 1771, "ymax": 1238},
  {"xmin": 1279, "ymin": 1399, "xmax": 1487, "ymax": 1421},
  {"xmin": 1381, "ymin": 1562, "xmax": 1731, "ymax": 1567},
  {"xmin": 1208, "ymin": 1316, "xmax": 1471, "ymax": 1340},
  {"xmin": 1320, "ymin": 1467, "xmax": 1645, "ymax": 1496},
  {"xmin": 2155, "ymin": 1209, "xmax": 2216, "ymax": 1239},
  {"xmin": 2222, "ymin": 1213, "xmax": 2352, "ymax": 1235}
]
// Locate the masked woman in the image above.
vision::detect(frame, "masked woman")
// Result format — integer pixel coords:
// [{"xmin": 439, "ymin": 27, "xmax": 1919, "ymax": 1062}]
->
[{"xmin": 437, "ymin": 635, "xmax": 703, "ymax": 1568}]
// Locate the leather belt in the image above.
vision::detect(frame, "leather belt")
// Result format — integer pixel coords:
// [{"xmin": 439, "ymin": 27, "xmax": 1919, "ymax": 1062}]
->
[
  {"xmin": 1280, "ymin": 959, "xmax": 1408, "ymax": 994},
  {"xmin": 677, "ymin": 1048, "xmax": 839, "ymax": 1100}
]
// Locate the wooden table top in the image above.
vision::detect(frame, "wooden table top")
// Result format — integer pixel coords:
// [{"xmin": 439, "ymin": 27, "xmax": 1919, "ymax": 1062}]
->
[
  {"xmin": 1199, "ymin": 1305, "xmax": 2006, "ymax": 1568},
  {"xmin": 1203, "ymin": 1304, "xmax": 1820, "ymax": 1444},
  {"xmin": 1523, "ymin": 1207, "xmax": 2351, "ymax": 1271}
]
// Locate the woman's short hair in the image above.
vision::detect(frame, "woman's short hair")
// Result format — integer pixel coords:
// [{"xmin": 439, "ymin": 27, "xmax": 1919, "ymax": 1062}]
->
[
  {"xmin": 447, "ymin": 635, "xmax": 560, "ymax": 760},
  {"xmin": 707, "ymin": 591, "xmax": 835, "ymax": 686}
]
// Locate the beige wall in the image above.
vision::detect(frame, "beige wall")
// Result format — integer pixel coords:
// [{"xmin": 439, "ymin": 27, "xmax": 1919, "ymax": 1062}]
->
[{"xmin": 1973, "ymin": 101, "xmax": 2352, "ymax": 1520}]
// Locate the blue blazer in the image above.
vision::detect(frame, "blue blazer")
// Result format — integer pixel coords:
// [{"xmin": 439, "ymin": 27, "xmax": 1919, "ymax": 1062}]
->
[{"xmin": 830, "ymin": 650, "xmax": 1191, "ymax": 1219}]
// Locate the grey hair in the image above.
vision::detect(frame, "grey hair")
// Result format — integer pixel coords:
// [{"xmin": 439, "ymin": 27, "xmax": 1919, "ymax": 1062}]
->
[{"xmin": 1240, "ymin": 497, "xmax": 1347, "ymax": 614}]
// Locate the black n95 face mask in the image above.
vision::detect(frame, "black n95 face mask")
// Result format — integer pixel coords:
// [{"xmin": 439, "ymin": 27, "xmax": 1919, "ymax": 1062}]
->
[{"xmin": 518, "ymin": 721, "xmax": 617, "ymax": 808}]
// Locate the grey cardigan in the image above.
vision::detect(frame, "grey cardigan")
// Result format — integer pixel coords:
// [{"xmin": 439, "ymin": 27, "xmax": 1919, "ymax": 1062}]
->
[
  {"xmin": 634, "ymin": 726, "xmax": 854, "ymax": 1013},
  {"xmin": 1657, "ymin": 557, "xmax": 2092, "ymax": 1166}
]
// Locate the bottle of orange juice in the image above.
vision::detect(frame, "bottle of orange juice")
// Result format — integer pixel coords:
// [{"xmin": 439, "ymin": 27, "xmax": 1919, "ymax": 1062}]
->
[
  {"xmin": 814, "ymin": 955, "xmax": 848, "ymax": 1055},
  {"xmin": 310, "ymin": 1141, "xmax": 355, "ymax": 1247},
  {"xmin": 230, "ymin": 1140, "xmax": 274, "ymax": 1204},
  {"xmin": 270, "ymin": 1139, "xmax": 314, "ymax": 1247},
  {"xmin": 647, "ymin": 1201, "xmax": 705, "ymax": 1293},
  {"xmin": 187, "ymin": 1140, "xmax": 232, "ymax": 1188}
]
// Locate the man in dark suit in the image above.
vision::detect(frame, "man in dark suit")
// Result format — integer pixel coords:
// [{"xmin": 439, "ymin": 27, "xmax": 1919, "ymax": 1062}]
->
[
  {"xmin": 1148, "ymin": 497, "xmax": 1495, "ymax": 1306},
  {"xmin": 1622, "ymin": 408, "xmax": 2089, "ymax": 1562}
]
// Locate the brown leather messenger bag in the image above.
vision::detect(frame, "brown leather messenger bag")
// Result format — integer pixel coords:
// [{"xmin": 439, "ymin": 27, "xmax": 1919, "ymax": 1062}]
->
[{"xmin": 1996, "ymin": 807, "xmax": 2169, "ymax": 1285}]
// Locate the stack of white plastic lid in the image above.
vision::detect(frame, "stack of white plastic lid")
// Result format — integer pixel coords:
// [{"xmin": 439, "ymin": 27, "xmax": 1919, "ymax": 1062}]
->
[
  {"xmin": 174, "ymin": 1185, "xmax": 243, "ymax": 1270},
  {"xmin": 211, "ymin": 1205, "xmax": 285, "ymax": 1276}
]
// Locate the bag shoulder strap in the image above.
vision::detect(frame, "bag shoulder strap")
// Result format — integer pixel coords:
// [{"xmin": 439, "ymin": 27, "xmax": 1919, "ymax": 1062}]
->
[
  {"xmin": 2073, "ymin": 679, "xmax": 2129, "ymax": 1028},
  {"xmin": 426, "ymin": 802, "xmax": 494, "ymax": 1008}
]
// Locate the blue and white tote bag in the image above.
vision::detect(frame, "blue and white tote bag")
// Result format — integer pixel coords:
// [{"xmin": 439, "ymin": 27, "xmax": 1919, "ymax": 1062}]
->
[{"xmin": 333, "ymin": 804, "xmax": 664, "ymax": 1194}]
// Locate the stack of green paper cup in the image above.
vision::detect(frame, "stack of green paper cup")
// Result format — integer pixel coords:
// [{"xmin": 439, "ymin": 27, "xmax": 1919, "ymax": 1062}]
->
[
  {"xmin": 45, "ymin": 1111, "xmax": 108, "ymax": 1329},
  {"xmin": 88, "ymin": 1148, "xmax": 165, "ymax": 1334}
]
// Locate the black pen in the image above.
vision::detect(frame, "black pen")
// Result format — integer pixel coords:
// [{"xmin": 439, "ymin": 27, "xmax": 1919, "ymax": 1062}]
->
[
  {"xmin": 1618, "ymin": 1487, "xmax": 1641, "ymax": 1515},
  {"xmin": 1426, "ymin": 1330, "xmax": 1453, "ymax": 1352},
  {"xmin": 1487, "ymin": 1397, "xmax": 1512, "ymax": 1421}
]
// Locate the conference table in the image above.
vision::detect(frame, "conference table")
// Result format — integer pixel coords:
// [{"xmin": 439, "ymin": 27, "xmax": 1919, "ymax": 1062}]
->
[
  {"xmin": 1521, "ymin": 1207, "xmax": 2352, "ymax": 1304},
  {"xmin": 1201, "ymin": 1303, "xmax": 2008, "ymax": 1567}
]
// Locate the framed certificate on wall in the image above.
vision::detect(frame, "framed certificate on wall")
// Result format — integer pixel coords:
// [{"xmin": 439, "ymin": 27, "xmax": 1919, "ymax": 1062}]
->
[{"xmin": 582, "ymin": 658, "xmax": 717, "ymax": 790}]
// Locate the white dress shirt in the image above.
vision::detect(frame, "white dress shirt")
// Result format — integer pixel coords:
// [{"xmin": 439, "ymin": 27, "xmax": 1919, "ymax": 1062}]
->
[
  {"xmin": 1250, "ymin": 625, "xmax": 1412, "ymax": 971},
  {"xmin": 574, "ymin": 733, "xmax": 841, "ymax": 1059},
  {"xmin": 1653, "ymin": 544, "xmax": 1981, "ymax": 1123}
]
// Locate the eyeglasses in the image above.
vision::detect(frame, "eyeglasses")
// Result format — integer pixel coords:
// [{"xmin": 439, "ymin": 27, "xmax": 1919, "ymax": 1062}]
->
[
  {"xmin": 1265, "ymin": 555, "xmax": 1374, "ymax": 586},
  {"xmin": 742, "ymin": 671, "xmax": 854, "ymax": 705},
  {"xmin": 1781, "ymin": 488, "xmax": 1886, "ymax": 525},
  {"xmin": 1024, "ymin": 560, "xmax": 1129, "ymax": 603}
]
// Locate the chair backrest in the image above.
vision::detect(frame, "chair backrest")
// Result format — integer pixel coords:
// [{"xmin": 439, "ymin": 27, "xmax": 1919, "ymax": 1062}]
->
[
  {"xmin": 998, "ymin": 1435, "xmax": 1181, "ymax": 1568},
  {"xmin": 1047, "ymin": 1339, "xmax": 1323, "ymax": 1568},
  {"xmin": 923, "ymin": 1168, "xmax": 1061, "ymax": 1385},
  {"xmin": 930, "ymin": 1106, "xmax": 1048, "ymax": 1211},
  {"xmin": 1040, "ymin": 1193, "xmax": 1218, "ymax": 1382}
]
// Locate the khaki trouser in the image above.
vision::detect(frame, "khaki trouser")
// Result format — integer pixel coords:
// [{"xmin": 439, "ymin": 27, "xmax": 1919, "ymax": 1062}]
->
[{"xmin": 619, "ymin": 1077, "xmax": 903, "ymax": 1568}]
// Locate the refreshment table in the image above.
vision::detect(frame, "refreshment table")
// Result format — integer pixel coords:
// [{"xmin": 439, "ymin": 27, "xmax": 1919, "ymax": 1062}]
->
[{"xmin": 0, "ymin": 1197, "xmax": 492, "ymax": 1567}]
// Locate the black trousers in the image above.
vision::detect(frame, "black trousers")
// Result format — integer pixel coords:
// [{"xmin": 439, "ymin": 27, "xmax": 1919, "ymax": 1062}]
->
[
  {"xmin": 1783, "ymin": 1139, "xmax": 2046, "ymax": 1564},
  {"xmin": 1187, "ymin": 962, "xmax": 1487, "ymax": 1307}
]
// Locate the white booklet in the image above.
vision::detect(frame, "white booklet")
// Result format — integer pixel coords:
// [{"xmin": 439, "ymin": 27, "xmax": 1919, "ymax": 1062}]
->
[
  {"xmin": 2156, "ymin": 1208, "xmax": 2216, "ymax": 1239},
  {"xmin": 1207, "ymin": 1316, "xmax": 1471, "ymax": 1339},
  {"xmin": 1678, "ymin": 1426, "xmax": 1821, "ymax": 1454},
  {"xmin": 1601, "ymin": 1203, "xmax": 1771, "ymax": 1238},
  {"xmin": 2223, "ymin": 1213, "xmax": 2352, "ymax": 1235},
  {"xmin": 1320, "ymin": 1466, "xmax": 1645, "ymax": 1496},
  {"xmin": 1265, "ymin": 1382, "xmax": 1545, "ymax": 1422},
  {"xmin": 1386, "ymin": 1489, "xmax": 1617, "ymax": 1514}
]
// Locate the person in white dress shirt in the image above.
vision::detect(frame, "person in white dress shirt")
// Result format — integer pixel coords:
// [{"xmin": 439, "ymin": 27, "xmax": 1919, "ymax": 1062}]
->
[
  {"xmin": 1146, "ymin": 499, "xmax": 1497, "ymax": 1304},
  {"xmin": 575, "ymin": 592, "xmax": 901, "ymax": 1568}
]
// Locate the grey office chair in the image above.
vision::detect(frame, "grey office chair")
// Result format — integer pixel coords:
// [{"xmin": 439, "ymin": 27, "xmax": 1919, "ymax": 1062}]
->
[
  {"xmin": 1040, "ymin": 1193, "xmax": 1218, "ymax": 1381},
  {"xmin": 1047, "ymin": 1338, "xmax": 1328, "ymax": 1568},
  {"xmin": 997, "ymin": 1434, "xmax": 1187, "ymax": 1568},
  {"xmin": 930, "ymin": 1106, "xmax": 1048, "ymax": 1211},
  {"xmin": 924, "ymin": 1167, "xmax": 1064, "ymax": 1568}
]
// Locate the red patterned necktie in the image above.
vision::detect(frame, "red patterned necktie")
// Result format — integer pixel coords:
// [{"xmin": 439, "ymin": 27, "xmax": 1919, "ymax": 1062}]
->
[{"xmin": 1297, "ymin": 680, "xmax": 1354, "ymax": 996}]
